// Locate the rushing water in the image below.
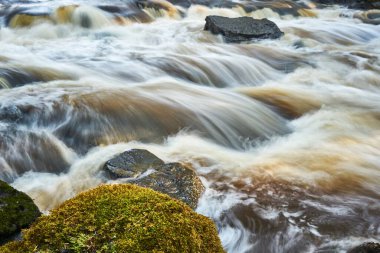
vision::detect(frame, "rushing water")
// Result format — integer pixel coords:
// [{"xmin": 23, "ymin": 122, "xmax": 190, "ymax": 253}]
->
[{"xmin": 1, "ymin": 0, "xmax": 380, "ymax": 252}]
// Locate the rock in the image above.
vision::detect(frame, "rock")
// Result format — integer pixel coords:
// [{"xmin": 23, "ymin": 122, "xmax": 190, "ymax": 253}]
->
[
  {"xmin": 103, "ymin": 149, "xmax": 204, "ymax": 209},
  {"xmin": 0, "ymin": 180, "xmax": 40, "ymax": 245},
  {"xmin": 347, "ymin": 242, "xmax": 380, "ymax": 253},
  {"xmin": 97, "ymin": 4, "xmax": 153, "ymax": 23},
  {"xmin": 136, "ymin": 0, "xmax": 181, "ymax": 18},
  {"xmin": 313, "ymin": 0, "xmax": 380, "ymax": 10},
  {"xmin": 204, "ymin": 15, "xmax": 283, "ymax": 43},
  {"xmin": 0, "ymin": 105, "xmax": 22, "ymax": 122},
  {"xmin": 0, "ymin": 184, "xmax": 225, "ymax": 253},
  {"xmin": 5, "ymin": 7, "xmax": 52, "ymax": 28},
  {"xmin": 104, "ymin": 149, "xmax": 165, "ymax": 179},
  {"xmin": 130, "ymin": 162, "xmax": 204, "ymax": 209},
  {"xmin": 354, "ymin": 10, "xmax": 380, "ymax": 25},
  {"xmin": 165, "ymin": 0, "xmax": 313, "ymax": 17},
  {"xmin": 0, "ymin": 68, "xmax": 39, "ymax": 88}
]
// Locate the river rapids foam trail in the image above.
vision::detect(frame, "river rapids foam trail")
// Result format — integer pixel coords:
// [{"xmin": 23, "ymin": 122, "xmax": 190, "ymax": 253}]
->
[{"xmin": 0, "ymin": 0, "xmax": 380, "ymax": 252}]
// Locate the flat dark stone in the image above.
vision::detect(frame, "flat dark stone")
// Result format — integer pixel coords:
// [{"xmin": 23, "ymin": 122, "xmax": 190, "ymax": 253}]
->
[
  {"xmin": 104, "ymin": 149, "xmax": 164, "ymax": 179},
  {"xmin": 204, "ymin": 15, "xmax": 283, "ymax": 43}
]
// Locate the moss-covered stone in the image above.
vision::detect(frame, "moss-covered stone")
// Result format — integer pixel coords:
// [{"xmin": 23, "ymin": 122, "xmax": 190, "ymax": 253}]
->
[
  {"xmin": 0, "ymin": 184, "xmax": 224, "ymax": 253},
  {"xmin": 0, "ymin": 180, "xmax": 40, "ymax": 244}
]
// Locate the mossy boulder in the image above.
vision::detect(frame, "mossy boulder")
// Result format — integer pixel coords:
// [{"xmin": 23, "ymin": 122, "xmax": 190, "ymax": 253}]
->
[
  {"xmin": 0, "ymin": 180, "xmax": 40, "ymax": 244},
  {"xmin": 104, "ymin": 149, "xmax": 204, "ymax": 209},
  {"xmin": 0, "ymin": 184, "xmax": 224, "ymax": 253}
]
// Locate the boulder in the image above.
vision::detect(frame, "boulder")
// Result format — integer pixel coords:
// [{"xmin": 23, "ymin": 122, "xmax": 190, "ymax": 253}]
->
[
  {"xmin": 0, "ymin": 180, "xmax": 40, "ymax": 245},
  {"xmin": 204, "ymin": 15, "xmax": 283, "ymax": 43},
  {"xmin": 103, "ymin": 149, "xmax": 204, "ymax": 209},
  {"xmin": 130, "ymin": 162, "xmax": 204, "ymax": 209},
  {"xmin": 0, "ymin": 184, "xmax": 224, "ymax": 253},
  {"xmin": 104, "ymin": 149, "xmax": 165, "ymax": 179},
  {"xmin": 347, "ymin": 242, "xmax": 380, "ymax": 253}
]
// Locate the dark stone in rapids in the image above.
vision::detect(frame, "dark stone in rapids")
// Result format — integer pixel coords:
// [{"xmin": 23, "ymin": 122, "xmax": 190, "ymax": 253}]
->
[
  {"xmin": 354, "ymin": 10, "xmax": 380, "ymax": 25},
  {"xmin": 104, "ymin": 149, "xmax": 165, "ymax": 179},
  {"xmin": 313, "ymin": 0, "xmax": 380, "ymax": 9},
  {"xmin": 103, "ymin": 149, "xmax": 204, "ymax": 209},
  {"xmin": 347, "ymin": 242, "xmax": 380, "ymax": 253},
  {"xmin": 0, "ymin": 180, "xmax": 40, "ymax": 245},
  {"xmin": 0, "ymin": 68, "xmax": 40, "ymax": 88},
  {"xmin": 0, "ymin": 105, "xmax": 22, "ymax": 122},
  {"xmin": 204, "ymin": 15, "xmax": 284, "ymax": 43}
]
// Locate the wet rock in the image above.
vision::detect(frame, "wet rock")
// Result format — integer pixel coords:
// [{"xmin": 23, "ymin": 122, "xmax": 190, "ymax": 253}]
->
[
  {"xmin": 136, "ymin": 0, "xmax": 181, "ymax": 18},
  {"xmin": 104, "ymin": 149, "xmax": 165, "ymax": 179},
  {"xmin": 166, "ymin": 0, "xmax": 191, "ymax": 8},
  {"xmin": 347, "ymin": 242, "xmax": 380, "ymax": 253},
  {"xmin": 103, "ymin": 149, "xmax": 204, "ymax": 209},
  {"xmin": 130, "ymin": 162, "xmax": 204, "ymax": 209},
  {"xmin": 293, "ymin": 40, "xmax": 305, "ymax": 49},
  {"xmin": 97, "ymin": 4, "xmax": 152, "ymax": 23},
  {"xmin": 0, "ymin": 105, "xmax": 22, "ymax": 122},
  {"xmin": 354, "ymin": 10, "xmax": 380, "ymax": 25},
  {"xmin": 313, "ymin": 0, "xmax": 380, "ymax": 9},
  {"xmin": 0, "ymin": 68, "xmax": 39, "ymax": 88},
  {"xmin": 167, "ymin": 0, "xmax": 313, "ymax": 17},
  {"xmin": 5, "ymin": 7, "xmax": 52, "ymax": 28},
  {"xmin": 0, "ymin": 180, "xmax": 40, "ymax": 245},
  {"xmin": 204, "ymin": 15, "xmax": 283, "ymax": 43}
]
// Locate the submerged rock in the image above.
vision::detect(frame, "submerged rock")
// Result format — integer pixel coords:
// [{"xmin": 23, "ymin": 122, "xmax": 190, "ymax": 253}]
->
[
  {"xmin": 204, "ymin": 15, "xmax": 283, "ymax": 43},
  {"xmin": 0, "ymin": 105, "xmax": 22, "ymax": 122},
  {"xmin": 0, "ymin": 184, "xmax": 224, "ymax": 253},
  {"xmin": 354, "ymin": 10, "xmax": 380, "ymax": 25},
  {"xmin": 166, "ymin": 0, "xmax": 314, "ymax": 17},
  {"xmin": 0, "ymin": 180, "xmax": 40, "ymax": 245},
  {"xmin": 103, "ymin": 149, "xmax": 204, "ymax": 209},
  {"xmin": 347, "ymin": 242, "xmax": 380, "ymax": 253},
  {"xmin": 5, "ymin": 7, "xmax": 52, "ymax": 28}
]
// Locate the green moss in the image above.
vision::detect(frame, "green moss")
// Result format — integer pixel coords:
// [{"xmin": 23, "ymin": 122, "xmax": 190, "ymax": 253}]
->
[
  {"xmin": 0, "ymin": 180, "xmax": 40, "ymax": 239},
  {"xmin": 0, "ymin": 184, "xmax": 224, "ymax": 253}
]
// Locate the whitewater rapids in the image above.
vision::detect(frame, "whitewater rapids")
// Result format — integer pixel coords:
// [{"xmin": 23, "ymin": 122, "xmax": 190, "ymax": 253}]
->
[{"xmin": 0, "ymin": 0, "xmax": 379, "ymax": 252}]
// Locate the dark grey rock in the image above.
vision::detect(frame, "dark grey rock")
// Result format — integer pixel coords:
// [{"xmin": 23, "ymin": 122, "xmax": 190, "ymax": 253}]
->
[
  {"xmin": 104, "ymin": 149, "xmax": 164, "ymax": 179},
  {"xmin": 347, "ymin": 242, "xmax": 380, "ymax": 253},
  {"xmin": 313, "ymin": 0, "xmax": 380, "ymax": 9},
  {"xmin": 0, "ymin": 180, "xmax": 40, "ymax": 245},
  {"xmin": 103, "ymin": 149, "xmax": 204, "ymax": 209},
  {"xmin": 204, "ymin": 15, "xmax": 283, "ymax": 43},
  {"xmin": 0, "ymin": 105, "xmax": 23, "ymax": 122}
]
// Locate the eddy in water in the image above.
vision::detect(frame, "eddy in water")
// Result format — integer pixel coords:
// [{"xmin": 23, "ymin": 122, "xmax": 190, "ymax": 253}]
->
[{"xmin": 0, "ymin": 0, "xmax": 379, "ymax": 252}]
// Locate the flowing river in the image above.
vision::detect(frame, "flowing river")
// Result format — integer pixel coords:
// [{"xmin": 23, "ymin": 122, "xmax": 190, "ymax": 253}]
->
[{"xmin": 0, "ymin": 0, "xmax": 379, "ymax": 252}]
